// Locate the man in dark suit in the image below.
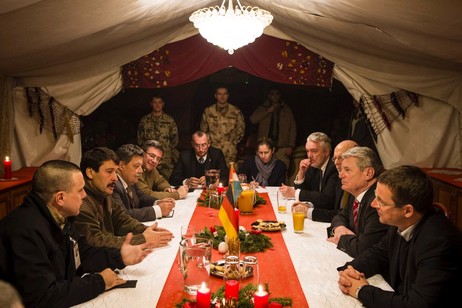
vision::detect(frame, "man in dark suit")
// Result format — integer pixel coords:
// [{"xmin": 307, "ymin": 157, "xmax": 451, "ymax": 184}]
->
[
  {"xmin": 280, "ymin": 132, "xmax": 337, "ymax": 210},
  {"xmin": 170, "ymin": 131, "xmax": 229, "ymax": 188},
  {"xmin": 338, "ymin": 165, "xmax": 462, "ymax": 307},
  {"xmin": 328, "ymin": 146, "xmax": 388, "ymax": 258},
  {"xmin": 293, "ymin": 140, "xmax": 359, "ymax": 223},
  {"xmin": 113, "ymin": 144, "xmax": 175, "ymax": 222}
]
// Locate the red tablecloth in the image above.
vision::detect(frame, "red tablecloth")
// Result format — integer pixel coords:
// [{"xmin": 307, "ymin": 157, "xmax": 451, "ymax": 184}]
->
[{"xmin": 156, "ymin": 193, "xmax": 309, "ymax": 307}]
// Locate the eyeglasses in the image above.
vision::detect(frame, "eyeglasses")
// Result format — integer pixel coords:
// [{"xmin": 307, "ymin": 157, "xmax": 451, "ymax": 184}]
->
[
  {"xmin": 193, "ymin": 143, "xmax": 209, "ymax": 149},
  {"xmin": 332, "ymin": 156, "xmax": 343, "ymax": 163},
  {"xmin": 145, "ymin": 151, "xmax": 162, "ymax": 162},
  {"xmin": 374, "ymin": 190, "xmax": 404, "ymax": 208}
]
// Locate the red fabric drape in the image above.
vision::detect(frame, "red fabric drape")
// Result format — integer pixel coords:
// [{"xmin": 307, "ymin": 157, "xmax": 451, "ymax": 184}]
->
[{"xmin": 122, "ymin": 34, "xmax": 334, "ymax": 88}]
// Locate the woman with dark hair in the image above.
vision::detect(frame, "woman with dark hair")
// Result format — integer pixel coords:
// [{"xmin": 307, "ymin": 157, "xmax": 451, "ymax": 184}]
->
[{"xmin": 239, "ymin": 137, "xmax": 287, "ymax": 186}]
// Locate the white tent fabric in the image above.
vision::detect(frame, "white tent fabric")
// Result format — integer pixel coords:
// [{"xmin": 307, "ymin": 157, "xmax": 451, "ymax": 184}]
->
[{"xmin": 1, "ymin": 0, "xmax": 461, "ymax": 169}]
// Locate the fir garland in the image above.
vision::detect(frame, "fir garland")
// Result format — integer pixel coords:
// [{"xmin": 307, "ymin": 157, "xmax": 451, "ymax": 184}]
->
[
  {"xmin": 197, "ymin": 226, "xmax": 273, "ymax": 253},
  {"xmin": 175, "ymin": 283, "xmax": 292, "ymax": 307}
]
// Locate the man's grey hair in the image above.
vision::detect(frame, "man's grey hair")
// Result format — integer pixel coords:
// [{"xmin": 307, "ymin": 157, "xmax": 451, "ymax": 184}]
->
[
  {"xmin": 341, "ymin": 146, "xmax": 383, "ymax": 177},
  {"xmin": 192, "ymin": 130, "xmax": 210, "ymax": 143},
  {"xmin": 307, "ymin": 132, "xmax": 332, "ymax": 152}
]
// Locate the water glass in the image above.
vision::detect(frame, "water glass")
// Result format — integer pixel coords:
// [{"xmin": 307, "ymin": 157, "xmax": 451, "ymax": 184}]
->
[
  {"xmin": 223, "ymin": 255, "xmax": 241, "ymax": 282},
  {"xmin": 179, "ymin": 237, "xmax": 212, "ymax": 295},
  {"xmin": 208, "ymin": 192, "xmax": 220, "ymax": 217},
  {"xmin": 181, "ymin": 225, "xmax": 196, "ymax": 240},
  {"xmin": 242, "ymin": 256, "xmax": 259, "ymax": 285},
  {"xmin": 205, "ymin": 169, "xmax": 220, "ymax": 189}
]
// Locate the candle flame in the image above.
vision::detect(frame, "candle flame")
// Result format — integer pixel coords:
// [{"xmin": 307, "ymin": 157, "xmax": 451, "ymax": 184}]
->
[
  {"xmin": 258, "ymin": 284, "xmax": 263, "ymax": 292},
  {"xmin": 5, "ymin": 156, "xmax": 9, "ymax": 161},
  {"xmin": 200, "ymin": 282, "xmax": 207, "ymax": 290}
]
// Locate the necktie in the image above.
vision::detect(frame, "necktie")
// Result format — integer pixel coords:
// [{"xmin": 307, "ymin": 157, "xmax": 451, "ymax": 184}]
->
[
  {"xmin": 199, "ymin": 157, "xmax": 205, "ymax": 164},
  {"xmin": 352, "ymin": 199, "xmax": 359, "ymax": 231},
  {"xmin": 126, "ymin": 187, "xmax": 135, "ymax": 208},
  {"xmin": 318, "ymin": 169, "xmax": 323, "ymax": 191}
]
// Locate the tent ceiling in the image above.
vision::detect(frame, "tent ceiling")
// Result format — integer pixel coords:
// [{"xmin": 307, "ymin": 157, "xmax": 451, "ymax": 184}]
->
[{"xmin": 0, "ymin": 0, "xmax": 460, "ymax": 87}]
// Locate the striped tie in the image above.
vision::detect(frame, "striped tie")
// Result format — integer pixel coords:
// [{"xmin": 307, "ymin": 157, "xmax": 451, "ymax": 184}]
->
[
  {"xmin": 199, "ymin": 157, "xmax": 205, "ymax": 164},
  {"xmin": 352, "ymin": 199, "xmax": 359, "ymax": 231}
]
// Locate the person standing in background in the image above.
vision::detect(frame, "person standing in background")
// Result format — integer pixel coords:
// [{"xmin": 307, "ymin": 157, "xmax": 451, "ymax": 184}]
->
[
  {"xmin": 137, "ymin": 93, "xmax": 179, "ymax": 180},
  {"xmin": 200, "ymin": 85, "xmax": 245, "ymax": 166},
  {"xmin": 250, "ymin": 86, "xmax": 296, "ymax": 169}
]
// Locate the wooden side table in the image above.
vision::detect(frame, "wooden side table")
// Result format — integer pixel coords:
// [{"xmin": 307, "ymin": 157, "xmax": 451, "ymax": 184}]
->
[{"xmin": 0, "ymin": 167, "xmax": 38, "ymax": 219}]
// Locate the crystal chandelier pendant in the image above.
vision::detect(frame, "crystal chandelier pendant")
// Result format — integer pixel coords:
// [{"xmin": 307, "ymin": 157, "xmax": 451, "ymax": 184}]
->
[{"xmin": 189, "ymin": 0, "xmax": 273, "ymax": 55}]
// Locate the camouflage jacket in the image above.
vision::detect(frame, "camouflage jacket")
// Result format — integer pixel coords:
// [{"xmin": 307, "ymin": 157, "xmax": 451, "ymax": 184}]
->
[
  {"xmin": 137, "ymin": 112, "xmax": 179, "ymax": 163},
  {"xmin": 200, "ymin": 103, "xmax": 245, "ymax": 163}
]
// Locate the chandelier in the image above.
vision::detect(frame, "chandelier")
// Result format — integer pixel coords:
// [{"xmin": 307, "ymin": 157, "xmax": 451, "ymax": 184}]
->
[{"xmin": 189, "ymin": 0, "xmax": 273, "ymax": 55}]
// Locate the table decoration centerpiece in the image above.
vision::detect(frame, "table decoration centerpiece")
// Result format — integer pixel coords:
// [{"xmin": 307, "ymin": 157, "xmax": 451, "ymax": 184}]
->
[
  {"xmin": 175, "ymin": 283, "xmax": 292, "ymax": 308},
  {"xmin": 197, "ymin": 226, "xmax": 273, "ymax": 253}
]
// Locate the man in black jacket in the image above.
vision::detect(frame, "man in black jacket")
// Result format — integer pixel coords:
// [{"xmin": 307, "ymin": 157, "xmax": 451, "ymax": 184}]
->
[
  {"xmin": 0, "ymin": 160, "xmax": 152, "ymax": 307},
  {"xmin": 338, "ymin": 165, "xmax": 462, "ymax": 307},
  {"xmin": 170, "ymin": 130, "xmax": 229, "ymax": 188},
  {"xmin": 280, "ymin": 132, "xmax": 338, "ymax": 210},
  {"xmin": 292, "ymin": 140, "xmax": 358, "ymax": 223}
]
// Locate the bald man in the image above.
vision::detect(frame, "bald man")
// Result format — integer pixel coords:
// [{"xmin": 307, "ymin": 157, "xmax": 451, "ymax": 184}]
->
[{"xmin": 292, "ymin": 140, "xmax": 358, "ymax": 222}]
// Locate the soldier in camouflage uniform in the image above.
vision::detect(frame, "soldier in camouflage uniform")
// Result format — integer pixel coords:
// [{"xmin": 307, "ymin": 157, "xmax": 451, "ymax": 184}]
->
[
  {"xmin": 200, "ymin": 85, "xmax": 245, "ymax": 165},
  {"xmin": 137, "ymin": 94, "xmax": 178, "ymax": 180}
]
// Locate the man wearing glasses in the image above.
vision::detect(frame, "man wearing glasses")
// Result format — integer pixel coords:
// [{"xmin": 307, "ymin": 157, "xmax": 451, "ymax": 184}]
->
[
  {"xmin": 338, "ymin": 165, "xmax": 462, "ymax": 307},
  {"xmin": 170, "ymin": 131, "xmax": 229, "ymax": 188},
  {"xmin": 327, "ymin": 146, "xmax": 388, "ymax": 257},
  {"xmin": 113, "ymin": 144, "xmax": 175, "ymax": 222},
  {"xmin": 137, "ymin": 140, "xmax": 188, "ymax": 200}
]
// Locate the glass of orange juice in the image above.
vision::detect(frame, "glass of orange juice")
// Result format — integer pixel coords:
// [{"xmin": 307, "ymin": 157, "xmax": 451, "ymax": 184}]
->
[
  {"xmin": 238, "ymin": 187, "xmax": 255, "ymax": 214},
  {"xmin": 277, "ymin": 190, "xmax": 287, "ymax": 214},
  {"xmin": 292, "ymin": 206, "xmax": 305, "ymax": 233}
]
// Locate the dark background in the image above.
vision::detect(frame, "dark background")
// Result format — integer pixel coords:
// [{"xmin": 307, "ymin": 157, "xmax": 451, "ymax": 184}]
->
[{"xmin": 81, "ymin": 67, "xmax": 354, "ymax": 153}]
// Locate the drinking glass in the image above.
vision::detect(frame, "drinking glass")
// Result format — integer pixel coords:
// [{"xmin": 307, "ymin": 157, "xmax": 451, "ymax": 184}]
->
[
  {"xmin": 292, "ymin": 206, "xmax": 305, "ymax": 233},
  {"xmin": 238, "ymin": 174, "xmax": 247, "ymax": 184},
  {"xmin": 179, "ymin": 236, "xmax": 212, "ymax": 295},
  {"xmin": 181, "ymin": 225, "xmax": 196, "ymax": 240},
  {"xmin": 205, "ymin": 169, "xmax": 220, "ymax": 189},
  {"xmin": 223, "ymin": 255, "xmax": 240, "ymax": 302},
  {"xmin": 238, "ymin": 185, "xmax": 255, "ymax": 215},
  {"xmin": 277, "ymin": 190, "xmax": 287, "ymax": 214},
  {"xmin": 208, "ymin": 192, "xmax": 220, "ymax": 217},
  {"xmin": 242, "ymin": 255, "xmax": 259, "ymax": 285}
]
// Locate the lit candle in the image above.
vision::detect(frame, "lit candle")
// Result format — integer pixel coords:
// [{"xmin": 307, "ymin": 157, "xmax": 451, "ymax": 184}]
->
[
  {"xmin": 3, "ymin": 156, "xmax": 12, "ymax": 180},
  {"xmin": 254, "ymin": 284, "xmax": 269, "ymax": 308},
  {"xmin": 217, "ymin": 182, "xmax": 224, "ymax": 195},
  {"xmin": 225, "ymin": 279, "xmax": 239, "ymax": 300},
  {"xmin": 196, "ymin": 282, "xmax": 211, "ymax": 308}
]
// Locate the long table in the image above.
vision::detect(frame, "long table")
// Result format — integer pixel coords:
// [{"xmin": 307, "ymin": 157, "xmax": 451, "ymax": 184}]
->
[{"xmin": 74, "ymin": 187, "xmax": 391, "ymax": 308}]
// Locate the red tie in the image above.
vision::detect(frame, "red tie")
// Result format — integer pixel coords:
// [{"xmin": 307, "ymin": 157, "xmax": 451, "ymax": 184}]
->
[{"xmin": 352, "ymin": 199, "xmax": 359, "ymax": 231}]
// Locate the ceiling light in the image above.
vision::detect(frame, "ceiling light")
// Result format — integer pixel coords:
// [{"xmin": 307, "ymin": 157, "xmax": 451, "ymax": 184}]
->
[{"xmin": 189, "ymin": 0, "xmax": 273, "ymax": 55}]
